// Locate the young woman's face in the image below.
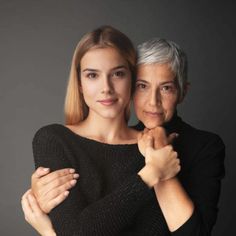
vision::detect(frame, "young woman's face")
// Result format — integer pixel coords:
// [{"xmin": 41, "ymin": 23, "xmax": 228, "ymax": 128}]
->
[
  {"xmin": 80, "ymin": 47, "xmax": 132, "ymax": 120},
  {"xmin": 133, "ymin": 63, "xmax": 179, "ymax": 129}
]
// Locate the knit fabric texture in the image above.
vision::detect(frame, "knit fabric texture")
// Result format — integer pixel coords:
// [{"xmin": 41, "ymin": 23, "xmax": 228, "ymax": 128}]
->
[{"xmin": 32, "ymin": 114, "xmax": 225, "ymax": 236}]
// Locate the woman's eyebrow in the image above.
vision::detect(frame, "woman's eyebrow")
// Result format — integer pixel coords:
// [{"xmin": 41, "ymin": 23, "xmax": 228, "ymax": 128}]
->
[
  {"xmin": 136, "ymin": 79, "xmax": 149, "ymax": 84},
  {"xmin": 159, "ymin": 80, "xmax": 176, "ymax": 85},
  {"xmin": 82, "ymin": 65, "xmax": 128, "ymax": 73},
  {"xmin": 111, "ymin": 65, "xmax": 128, "ymax": 71},
  {"xmin": 82, "ymin": 68, "xmax": 99, "ymax": 72}
]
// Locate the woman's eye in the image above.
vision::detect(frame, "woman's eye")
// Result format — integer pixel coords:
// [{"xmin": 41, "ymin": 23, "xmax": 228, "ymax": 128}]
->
[
  {"xmin": 136, "ymin": 83, "xmax": 147, "ymax": 89},
  {"xmin": 160, "ymin": 85, "xmax": 175, "ymax": 93},
  {"xmin": 113, "ymin": 71, "xmax": 125, "ymax": 78},
  {"xmin": 87, "ymin": 73, "xmax": 98, "ymax": 79},
  {"xmin": 162, "ymin": 86, "xmax": 170, "ymax": 91}
]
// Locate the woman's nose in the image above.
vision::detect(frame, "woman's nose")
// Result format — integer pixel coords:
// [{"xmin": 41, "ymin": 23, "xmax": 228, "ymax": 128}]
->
[
  {"xmin": 101, "ymin": 75, "xmax": 113, "ymax": 94},
  {"xmin": 148, "ymin": 90, "xmax": 161, "ymax": 107}
]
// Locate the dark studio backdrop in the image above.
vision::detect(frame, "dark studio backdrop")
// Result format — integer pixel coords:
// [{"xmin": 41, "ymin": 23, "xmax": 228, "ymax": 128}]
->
[{"xmin": 0, "ymin": 0, "xmax": 235, "ymax": 235}]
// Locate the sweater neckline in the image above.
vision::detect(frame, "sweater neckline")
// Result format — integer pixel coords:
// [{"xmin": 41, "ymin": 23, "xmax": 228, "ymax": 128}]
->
[{"xmin": 57, "ymin": 124, "xmax": 138, "ymax": 148}]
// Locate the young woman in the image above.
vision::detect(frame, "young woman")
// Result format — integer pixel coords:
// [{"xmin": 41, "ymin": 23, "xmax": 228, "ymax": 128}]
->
[
  {"xmin": 21, "ymin": 26, "xmax": 180, "ymax": 236},
  {"xmin": 22, "ymin": 34, "xmax": 225, "ymax": 236}
]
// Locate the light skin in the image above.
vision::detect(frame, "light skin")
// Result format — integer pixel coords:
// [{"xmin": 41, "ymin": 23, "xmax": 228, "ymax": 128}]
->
[
  {"xmin": 134, "ymin": 63, "xmax": 180, "ymax": 129},
  {"xmin": 135, "ymin": 63, "xmax": 194, "ymax": 231},
  {"xmin": 68, "ymin": 47, "xmax": 137, "ymax": 144},
  {"xmin": 21, "ymin": 49, "xmax": 180, "ymax": 235}
]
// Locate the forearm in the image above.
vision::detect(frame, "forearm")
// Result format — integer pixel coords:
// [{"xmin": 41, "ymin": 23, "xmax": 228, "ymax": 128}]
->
[
  {"xmin": 154, "ymin": 177, "xmax": 194, "ymax": 232},
  {"xmin": 49, "ymin": 174, "xmax": 153, "ymax": 235},
  {"xmin": 42, "ymin": 230, "xmax": 56, "ymax": 236}
]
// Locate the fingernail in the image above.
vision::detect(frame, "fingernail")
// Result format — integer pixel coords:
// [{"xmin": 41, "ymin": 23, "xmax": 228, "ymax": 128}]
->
[
  {"xmin": 43, "ymin": 168, "xmax": 49, "ymax": 171},
  {"xmin": 69, "ymin": 169, "xmax": 75, "ymax": 173},
  {"xmin": 64, "ymin": 191, "xmax": 69, "ymax": 196},
  {"xmin": 73, "ymin": 173, "xmax": 79, "ymax": 179},
  {"xmin": 70, "ymin": 179, "xmax": 77, "ymax": 185},
  {"xmin": 175, "ymin": 133, "xmax": 179, "ymax": 137}
]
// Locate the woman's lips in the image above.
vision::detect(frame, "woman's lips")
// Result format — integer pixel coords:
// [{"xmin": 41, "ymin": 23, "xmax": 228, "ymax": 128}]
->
[
  {"xmin": 144, "ymin": 111, "xmax": 163, "ymax": 118},
  {"xmin": 97, "ymin": 98, "xmax": 118, "ymax": 106}
]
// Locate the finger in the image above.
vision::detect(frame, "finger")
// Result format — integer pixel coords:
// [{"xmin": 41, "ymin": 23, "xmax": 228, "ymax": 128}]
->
[
  {"xmin": 46, "ymin": 173, "xmax": 78, "ymax": 190},
  {"xmin": 173, "ymin": 151, "xmax": 178, "ymax": 159},
  {"xmin": 167, "ymin": 133, "xmax": 179, "ymax": 144},
  {"xmin": 44, "ymin": 178, "xmax": 77, "ymax": 199},
  {"xmin": 143, "ymin": 128, "xmax": 150, "ymax": 134},
  {"xmin": 21, "ymin": 191, "xmax": 33, "ymax": 216},
  {"xmin": 28, "ymin": 193, "xmax": 43, "ymax": 214},
  {"xmin": 32, "ymin": 167, "xmax": 50, "ymax": 179},
  {"xmin": 46, "ymin": 191, "xmax": 70, "ymax": 212},
  {"xmin": 35, "ymin": 168, "xmax": 77, "ymax": 186},
  {"xmin": 146, "ymin": 136, "xmax": 154, "ymax": 150}
]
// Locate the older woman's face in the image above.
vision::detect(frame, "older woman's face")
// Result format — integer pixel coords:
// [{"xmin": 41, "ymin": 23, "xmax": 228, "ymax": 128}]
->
[{"xmin": 133, "ymin": 63, "xmax": 179, "ymax": 129}]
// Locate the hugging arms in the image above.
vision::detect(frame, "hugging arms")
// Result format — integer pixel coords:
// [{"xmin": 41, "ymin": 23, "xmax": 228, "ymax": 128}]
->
[{"xmin": 21, "ymin": 26, "xmax": 225, "ymax": 236}]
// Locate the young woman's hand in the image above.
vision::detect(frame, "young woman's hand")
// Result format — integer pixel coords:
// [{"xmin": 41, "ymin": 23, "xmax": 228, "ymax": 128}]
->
[
  {"xmin": 31, "ymin": 167, "xmax": 79, "ymax": 213},
  {"xmin": 21, "ymin": 189, "xmax": 56, "ymax": 236},
  {"xmin": 138, "ymin": 136, "xmax": 180, "ymax": 187}
]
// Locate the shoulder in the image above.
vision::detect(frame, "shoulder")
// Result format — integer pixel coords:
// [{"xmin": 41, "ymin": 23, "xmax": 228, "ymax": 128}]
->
[
  {"xmin": 179, "ymin": 119, "xmax": 225, "ymax": 150},
  {"xmin": 32, "ymin": 123, "xmax": 69, "ymax": 146},
  {"xmin": 178, "ymin": 120, "xmax": 225, "ymax": 172}
]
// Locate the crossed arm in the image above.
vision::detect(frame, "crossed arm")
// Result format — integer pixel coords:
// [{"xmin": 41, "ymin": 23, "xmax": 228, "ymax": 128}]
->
[
  {"xmin": 21, "ymin": 127, "xmax": 180, "ymax": 235},
  {"xmin": 21, "ymin": 127, "xmax": 224, "ymax": 235}
]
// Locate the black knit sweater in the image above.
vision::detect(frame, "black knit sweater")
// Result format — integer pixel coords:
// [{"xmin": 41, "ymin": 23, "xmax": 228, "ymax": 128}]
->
[{"xmin": 32, "ymin": 114, "xmax": 225, "ymax": 236}]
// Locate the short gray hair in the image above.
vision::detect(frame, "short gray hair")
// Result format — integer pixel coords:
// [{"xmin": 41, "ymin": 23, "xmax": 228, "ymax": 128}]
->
[{"xmin": 137, "ymin": 38, "xmax": 188, "ymax": 100}]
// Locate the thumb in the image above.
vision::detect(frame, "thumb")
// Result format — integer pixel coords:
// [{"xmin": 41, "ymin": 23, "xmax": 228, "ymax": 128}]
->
[
  {"xmin": 167, "ymin": 133, "xmax": 179, "ymax": 144},
  {"xmin": 32, "ymin": 167, "xmax": 50, "ymax": 179},
  {"xmin": 146, "ymin": 135, "xmax": 154, "ymax": 150}
]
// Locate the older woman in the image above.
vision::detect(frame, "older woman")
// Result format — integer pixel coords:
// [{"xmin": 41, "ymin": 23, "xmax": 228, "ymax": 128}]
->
[
  {"xmin": 22, "ymin": 37, "xmax": 225, "ymax": 236},
  {"xmin": 133, "ymin": 38, "xmax": 225, "ymax": 235}
]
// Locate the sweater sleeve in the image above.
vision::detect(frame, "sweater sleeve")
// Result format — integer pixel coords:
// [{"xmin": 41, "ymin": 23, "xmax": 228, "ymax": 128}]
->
[
  {"xmin": 171, "ymin": 135, "xmax": 225, "ymax": 236},
  {"xmin": 32, "ymin": 126, "xmax": 153, "ymax": 236}
]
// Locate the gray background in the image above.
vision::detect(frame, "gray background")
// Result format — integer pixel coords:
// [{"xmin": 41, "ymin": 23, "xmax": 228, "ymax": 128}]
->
[{"xmin": 1, "ymin": 0, "xmax": 235, "ymax": 235}]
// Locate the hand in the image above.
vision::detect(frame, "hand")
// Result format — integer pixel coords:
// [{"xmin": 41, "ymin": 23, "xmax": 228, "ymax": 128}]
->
[
  {"xmin": 138, "ymin": 136, "xmax": 180, "ymax": 187},
  {"xmin": 31, "ymin": 167, "xmax": 79, "ymax": 213},
  {"xmin": 148, "ymin": 126, "xmax": 178, "ymax": 149},
  {"xmin": 138, "ymin": 127, "xmax": 178, "ymax": 156},
  {"xmin": 21, "ymin": 189, "xmax": 56, "ymax": 236}
]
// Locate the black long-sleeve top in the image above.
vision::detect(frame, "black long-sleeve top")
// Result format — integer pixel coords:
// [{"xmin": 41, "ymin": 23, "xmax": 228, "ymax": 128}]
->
[{"xmin": 32, "ymin": 114, "xmax": 225, "ymax": 235}]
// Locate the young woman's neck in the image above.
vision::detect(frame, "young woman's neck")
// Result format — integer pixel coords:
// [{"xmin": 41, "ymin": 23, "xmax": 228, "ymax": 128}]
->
[{"xmin": 76, "ymin": 111, "xmax": 136, "ymax": 144}]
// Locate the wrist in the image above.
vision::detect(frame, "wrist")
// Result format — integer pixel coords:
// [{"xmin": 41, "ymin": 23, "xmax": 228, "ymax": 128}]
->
[{"xmin": 138, "ymin": 164, "xmax": 160, "ymax": 188}]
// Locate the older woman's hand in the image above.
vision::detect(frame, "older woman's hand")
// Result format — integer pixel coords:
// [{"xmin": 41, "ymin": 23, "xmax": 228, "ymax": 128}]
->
[
  {"xmin": 138, "ymin": 127, "xmax": 178, "ymax": 156},
  {"xmin": 21, "ymin": 189, "xmax": 56, "ymax": 236},
  {"xmin": 31, "ymin": 167, "xmax": 79, "ymax": 213},
  {"xmin": 138, "ymin": 136, "xmax": 180, "ymax": 187},
  {"xmin": 149, "ymin": 126, "xmax": 178, "ymax": 149}
]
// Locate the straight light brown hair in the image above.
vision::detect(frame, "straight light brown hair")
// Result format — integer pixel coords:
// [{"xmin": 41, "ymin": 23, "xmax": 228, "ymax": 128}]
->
[{"xmin": 64, "ymin": 25, "xmax": 137, "ymax": 125}]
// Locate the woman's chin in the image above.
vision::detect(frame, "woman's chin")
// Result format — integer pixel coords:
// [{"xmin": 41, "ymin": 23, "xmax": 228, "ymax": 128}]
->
[{"xmin": 142, "ymin": 120, "xmax": 164, "ymax": 129}]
